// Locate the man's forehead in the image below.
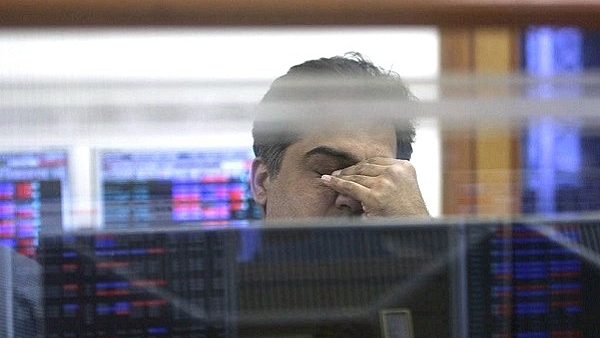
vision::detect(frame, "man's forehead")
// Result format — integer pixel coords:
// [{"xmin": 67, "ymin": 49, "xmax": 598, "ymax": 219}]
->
[
  {"xmin": 299, "ymin": 119, "xmax": 394, "ymax": 135},
  {"xmin": 295, "ymin": 124, "xmax": 397, "ymax": 160}
]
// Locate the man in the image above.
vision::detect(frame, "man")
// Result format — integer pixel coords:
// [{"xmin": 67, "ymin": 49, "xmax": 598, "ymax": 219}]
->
[{"xmin": 250, "ymin": 53, "xmax": 429, "ymax": 220}]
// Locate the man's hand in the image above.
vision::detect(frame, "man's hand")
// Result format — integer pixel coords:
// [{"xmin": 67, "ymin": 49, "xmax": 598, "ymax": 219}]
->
[{"xmin": 321, "ymin": 157, "xmax": 429, "ymax": 217}]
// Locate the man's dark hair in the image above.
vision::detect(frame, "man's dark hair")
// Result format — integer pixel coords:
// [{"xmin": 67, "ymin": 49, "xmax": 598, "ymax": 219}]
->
[{"xmin": 253, "ymin": 52, "xmax": 417, "ymax": 176}]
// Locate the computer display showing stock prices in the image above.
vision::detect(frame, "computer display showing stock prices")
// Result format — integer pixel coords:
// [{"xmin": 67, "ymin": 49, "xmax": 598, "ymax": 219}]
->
[
  {"xmin": 465, "ymin": 218, "xmax": 600, "ymax": 338},
  {"xmin": 0, "ymin": 151, "xmax": 67, "ymax": 258},
  {"xmin": 99, "ymin": 149, "xmax": 262, "ymax": 229}
]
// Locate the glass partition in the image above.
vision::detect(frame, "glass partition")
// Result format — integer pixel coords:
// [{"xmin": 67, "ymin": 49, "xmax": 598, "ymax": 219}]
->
[{"xmin": 1, "ymin": 27, "xmax": 600, "ymax": 338}]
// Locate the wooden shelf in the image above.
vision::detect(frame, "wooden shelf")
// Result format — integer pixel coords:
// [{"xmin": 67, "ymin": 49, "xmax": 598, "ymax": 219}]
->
[{"xmin": 2, "ymin": 0, "xmax": 600, "ymax": 28}]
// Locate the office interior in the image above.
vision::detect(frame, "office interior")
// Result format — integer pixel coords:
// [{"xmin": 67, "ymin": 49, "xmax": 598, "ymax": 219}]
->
[{"xmin": 1, "ymin": 2, "xmax": 600, "ymax": 337}]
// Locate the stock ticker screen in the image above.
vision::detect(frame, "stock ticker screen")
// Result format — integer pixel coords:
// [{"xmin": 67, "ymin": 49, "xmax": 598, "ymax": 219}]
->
[
  {"xmin": 99, "ymin": 149, "xmax": 262, "ymax": 229},
  {"xmin": 39, "ymin": 228, "xmax": 235, "ymax": 338},
  {"xmin": 466, "ymin": 219, "xmax": 600, "ymax": 338},
  {"xmin": 0, "ymin": 151, "xmax": 67, "ymax": 258}
]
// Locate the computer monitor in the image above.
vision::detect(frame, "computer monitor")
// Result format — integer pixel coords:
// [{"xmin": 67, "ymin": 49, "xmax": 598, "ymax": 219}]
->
[
  {"xmin": 234, "ymin": 222, "xmax": 456, "ymax": 338},
  {"xmin": 0, "ymin": 151, "xmax": 68, "ymax": 258},
  {"xmin": 98, "ymin": 149, "xmax": 262, "ymax": 229},
  {"xmin": 464, "ymin": 216, "xmax": 600, "ymax": 338}
]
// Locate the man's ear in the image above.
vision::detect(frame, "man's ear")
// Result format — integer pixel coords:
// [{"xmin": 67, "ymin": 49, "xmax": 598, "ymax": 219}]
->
[{"xmin": 250, "ymin": 157, "xmax": 270, "ymax": 210}]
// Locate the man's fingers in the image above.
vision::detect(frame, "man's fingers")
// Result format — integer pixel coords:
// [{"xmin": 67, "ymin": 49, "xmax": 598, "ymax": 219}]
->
[
  {"xmin": 322, "ymin": 158, "xmax": 429, "ymax": 217},
  {"xmin": 364, "ymin": 156, "xmax": 398, "ymax": 165},
  {"xmin": 321, "ymin": 174, "xmax": 370, "ymax": 200},
  {"xmin": 333, "ymin": 157, "xmax": 413, "ymax": 177},
  {"xmin": 332, "ymin": 174, "xmax": 376, "ymax": 187},
  {"xmin": 333, "ymin": 163, "xmax": 385, "ymax": 177}
]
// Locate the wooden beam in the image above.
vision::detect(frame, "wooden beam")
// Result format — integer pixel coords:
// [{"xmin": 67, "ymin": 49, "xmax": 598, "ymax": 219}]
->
[{"xmin": 1, "ymin": 0, "xmax": 600, "ymax": 27}]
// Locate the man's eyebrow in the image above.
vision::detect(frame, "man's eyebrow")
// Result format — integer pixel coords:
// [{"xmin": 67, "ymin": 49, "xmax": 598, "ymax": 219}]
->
[{"xmin": 304, "ymin": 146, "xmax": 360, "ymax": 164}]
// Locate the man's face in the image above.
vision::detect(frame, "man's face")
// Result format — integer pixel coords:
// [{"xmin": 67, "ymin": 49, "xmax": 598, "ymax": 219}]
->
[{"xmin": 251, "ymin": 123, "xmax": 397, "ymax": 220}]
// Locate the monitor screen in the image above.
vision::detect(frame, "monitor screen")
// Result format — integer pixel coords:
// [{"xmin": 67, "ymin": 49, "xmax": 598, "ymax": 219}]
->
[
  {"xmin": 465, "ymin": 218, "xmax": 600, "ymax": 338},
  {"xmin": 99, "ymin": 149, "xmax": 262, "ymax": 229},
  {"xmin": 0, "ymin": 151, "xmax": 67, "ymax": 258},
  {"xmin": 234, "ymin": 223, "xmax": 455, "ymax": 338}
]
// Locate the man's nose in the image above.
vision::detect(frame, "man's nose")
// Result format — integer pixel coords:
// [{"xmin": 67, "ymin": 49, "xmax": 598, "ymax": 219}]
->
[{"xmin": 334, "ymin": 194, "xmax": 363, "ymax": 215}]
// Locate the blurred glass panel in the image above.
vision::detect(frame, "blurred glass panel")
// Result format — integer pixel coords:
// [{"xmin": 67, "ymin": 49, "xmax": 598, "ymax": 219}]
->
[{"xmin": 0, "ymin": 27, "xmax": 599, "ymax": 338}]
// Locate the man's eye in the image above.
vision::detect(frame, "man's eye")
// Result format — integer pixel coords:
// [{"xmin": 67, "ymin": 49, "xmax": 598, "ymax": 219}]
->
[
  {"xmin": 315, "ymin": 166, "xmax": 340, "ymax": 176},
  {"xmin": 309, "ymin": 159, "xmax": 347, "ymax": 176}
]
